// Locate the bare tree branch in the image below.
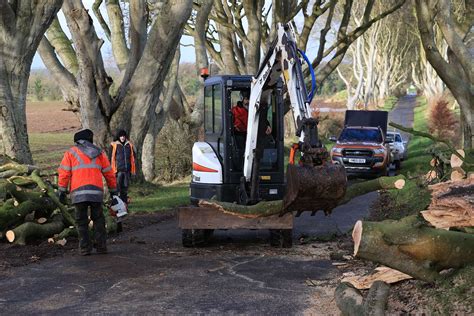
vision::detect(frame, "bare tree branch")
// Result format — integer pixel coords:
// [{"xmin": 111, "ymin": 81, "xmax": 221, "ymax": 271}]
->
[
  {"xmin": 92, "ymin": 0, "xmax": 111, "ymax": 41},
  {"xmin": 105, "ymin": 0, "xmax": 129, "ymax": 71},
  {"xmin": 37, "ymin": 36, "xmax": 79, "ymax": 109},
  {"xmin": 45, "ymin": 17, "xmax": 79, "ymax": 75},
  {"xmin": 118, "ymin": 0, "xmax": 148, "ymax": 97}
]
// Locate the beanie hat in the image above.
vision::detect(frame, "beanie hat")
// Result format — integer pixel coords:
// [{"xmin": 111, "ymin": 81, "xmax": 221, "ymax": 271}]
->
[
  {"xmin": 74, "ymin": 129, "xmax": 94, "ymax": 143},
  {"xmin": 117, "ymin": 129, "xmax": 127, "ymax": 138}
]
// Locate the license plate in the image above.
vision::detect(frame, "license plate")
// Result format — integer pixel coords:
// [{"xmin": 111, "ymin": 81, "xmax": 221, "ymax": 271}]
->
[{"xmin": 349, "ymin": 158, "xmax": 366, "ymax": 163}]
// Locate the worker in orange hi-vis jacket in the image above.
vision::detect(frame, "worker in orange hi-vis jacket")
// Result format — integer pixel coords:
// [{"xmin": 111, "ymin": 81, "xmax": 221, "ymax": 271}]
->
[{"xmin": 58, "ymin": 129, "xmax": 117, "ymax": 256}]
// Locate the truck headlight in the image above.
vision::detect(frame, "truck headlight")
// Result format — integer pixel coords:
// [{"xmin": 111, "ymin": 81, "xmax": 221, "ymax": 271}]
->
[
  {"xmin": 332, "ymin": 147, "xmax": 343, "ymax": 154},
  {"xmin": 373, "ymin": 148, "xmax": 385, "ymax": 155}
]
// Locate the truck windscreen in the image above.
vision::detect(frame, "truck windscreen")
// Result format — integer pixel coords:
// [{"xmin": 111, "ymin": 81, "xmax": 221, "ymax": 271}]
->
[{"xmin": 339, "ymin": 128, "xmax": 383, "ymax": 143}]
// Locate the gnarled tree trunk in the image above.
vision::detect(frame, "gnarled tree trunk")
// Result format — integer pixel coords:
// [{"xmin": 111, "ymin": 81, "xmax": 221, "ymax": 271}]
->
[{"xmin": 0, "ymin": 0, "xmax": 63, "ymax": 163}]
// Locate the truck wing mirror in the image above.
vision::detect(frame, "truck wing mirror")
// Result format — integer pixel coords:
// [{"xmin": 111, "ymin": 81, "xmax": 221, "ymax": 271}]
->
[{"xmin": 329, "ymin": 136, "xmax": 337, "ymax": 142}]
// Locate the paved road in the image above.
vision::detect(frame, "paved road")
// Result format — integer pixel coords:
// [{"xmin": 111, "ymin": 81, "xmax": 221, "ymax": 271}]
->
[
  {"xmin": 388, "ymin": 95, "xmax": 416, "ymax": 140},
  {"xmin": 0, "ymin": 191, "xmax": 377, "ymax": 315}
]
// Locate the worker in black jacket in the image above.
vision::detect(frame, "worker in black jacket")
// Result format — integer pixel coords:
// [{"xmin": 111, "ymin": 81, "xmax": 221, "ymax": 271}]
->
[{"xmin": 110, "ymin": 130, "xmax": 136, "ymax": 231}]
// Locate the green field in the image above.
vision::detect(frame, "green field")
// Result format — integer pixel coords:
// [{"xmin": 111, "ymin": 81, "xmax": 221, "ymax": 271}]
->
[{"xmin": 28, "ymin": 132, "xmax": 189, "ymax": 212}]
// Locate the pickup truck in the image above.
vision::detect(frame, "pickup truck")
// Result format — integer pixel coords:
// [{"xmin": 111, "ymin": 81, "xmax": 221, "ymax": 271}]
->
[{"xmin": 330, "ymin": 110, "xmax": 390, "ymax": 177}]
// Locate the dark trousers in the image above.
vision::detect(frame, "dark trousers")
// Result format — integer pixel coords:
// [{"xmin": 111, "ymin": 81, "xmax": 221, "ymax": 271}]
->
[
  {"xmin": 116, "ymin": 171, "xmax": 130, "ymax": 204},
  {"xmin": 74, "ymin": 202, "xmax": 106, "ymax": 251}
]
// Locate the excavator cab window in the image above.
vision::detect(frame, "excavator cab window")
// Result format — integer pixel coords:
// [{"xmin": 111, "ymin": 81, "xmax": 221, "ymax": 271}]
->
[
  {"xmin": 204, "ymin": 84, "xmax": 222, "ymax": 134},
  {"xmin": 229, "ymin": 88, "xmax": 250, "ymax": 171}
]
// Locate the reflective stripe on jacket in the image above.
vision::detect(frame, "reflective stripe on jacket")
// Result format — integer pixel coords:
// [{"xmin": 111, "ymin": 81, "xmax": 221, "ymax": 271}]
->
[
  {"xmin": 110, "ymin": 141, "xmax": 136, "ymax": 175},
  {"xmin": 58, "ymin": 144, "xmax": 117, "ymax": 204}
]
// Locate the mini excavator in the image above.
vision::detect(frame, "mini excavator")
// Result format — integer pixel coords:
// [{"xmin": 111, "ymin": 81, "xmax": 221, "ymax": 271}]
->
[{"xmin": 180, "ymin": 23, "xmax": 347, "ymax": 247}]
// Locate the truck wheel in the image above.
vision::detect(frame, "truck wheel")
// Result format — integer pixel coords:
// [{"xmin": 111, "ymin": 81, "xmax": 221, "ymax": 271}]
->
[
  {"xmin": 269, "ymin": 229, "xmax": 293, "ymax": 248},
  {"xmin": 182, "ymin": 229, "xmax": 213, "ymax": 247}
]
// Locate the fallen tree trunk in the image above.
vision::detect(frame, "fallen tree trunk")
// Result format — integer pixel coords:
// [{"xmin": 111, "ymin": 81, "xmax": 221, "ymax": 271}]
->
[
  {"xmin": 335, "ymin": 281, "xmax": 390, "ymax": 316},
  {"xmin": 352, "ymin": 215, "xmax": 474, "ymax": 282},
  {"xmin": 6, "ymin": 214, "xmax": 65, "ymax": 245},
  {"xmin": 0, "ymin": 163, "xmax": 38, "ymax": 174},
  {"xmin": 30, "ymin": 170, "xmax": 75, "ymax": 226},
  {"xmin": 200, "ymin": 175, "xmax": 406, "ymax": 218},
  {"xmin": 0, "ymin": 197, "xmax": 57, "ymax": 232}
]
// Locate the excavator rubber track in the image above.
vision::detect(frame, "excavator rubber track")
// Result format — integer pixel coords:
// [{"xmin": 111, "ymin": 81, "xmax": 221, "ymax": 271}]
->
[{"xmin": 283, "ymin": 163, "xmax": 347, "ymax": 214}]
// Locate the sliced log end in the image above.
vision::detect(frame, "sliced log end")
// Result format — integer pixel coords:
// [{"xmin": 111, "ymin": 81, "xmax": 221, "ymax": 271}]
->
[
  {"xmin": 425, "ymin": 170, "xmax": 438, "ymax": 181},
  {"xmin": 6, "ymin": 230, "xmax": 15, "ymax": 243},
  {"xmin": 451, "ymin": 167, "xmax": 466, "ymax": 182},
  {"xmin": 450, "ymin": 149, "xmax": 465, "ymax": 168},
  {"xmin": 56, "ymin": 238, "xmax": 67, "ymax": 246},
  {"xmin": 37, "ymin": 217, "xmax": 48, "ymax": 224},
  {"xmin": 394, "ymin": 179, "xmax": 405, "ymax": 190},
  {"xmin": 352, "ymin": 220, "xmax": 363, "ymax": 256}
]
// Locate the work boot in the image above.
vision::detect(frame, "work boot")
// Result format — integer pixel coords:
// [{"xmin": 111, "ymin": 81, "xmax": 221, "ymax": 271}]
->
[
  {"xmin": 80, "ymin": 247, "xmax": 92, "ymax": 256},
  {"xmin": 96, "ymin": 246, "xmax": 108, "ymax": 254}
]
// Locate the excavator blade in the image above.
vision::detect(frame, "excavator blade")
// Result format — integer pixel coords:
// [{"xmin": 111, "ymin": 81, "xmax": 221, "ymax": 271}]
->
[{"xmin": 283, "ymin": 163, "xmax": 347, "ymax": 214}]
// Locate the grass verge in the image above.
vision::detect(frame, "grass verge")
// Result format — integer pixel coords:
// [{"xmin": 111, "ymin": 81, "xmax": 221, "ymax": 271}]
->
[
  {"xmin": 380, "ymin": 96, "xmax": 398, "ymax": 111},
  {"xmin": 127, "ymin": 181, "xmax": 189, "ymax": 213},
  {"xmin": 399, "ymin": 97, "xmax": 434, "ymax": 176}
]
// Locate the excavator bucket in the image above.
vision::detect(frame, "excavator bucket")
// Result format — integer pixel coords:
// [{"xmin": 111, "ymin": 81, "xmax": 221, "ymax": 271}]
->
[{"xmin": 283, "ymin": 163, "xmax": 347, "ymax": 215}]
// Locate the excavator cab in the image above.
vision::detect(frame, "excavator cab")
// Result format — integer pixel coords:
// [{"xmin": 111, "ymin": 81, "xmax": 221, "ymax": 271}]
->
[{"xmin": 190, "ymin": 75, "xmax": 286, "ymax": 205}]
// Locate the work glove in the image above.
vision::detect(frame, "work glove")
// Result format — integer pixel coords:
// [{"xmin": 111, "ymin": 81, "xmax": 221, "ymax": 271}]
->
[{"xmin": 57, "ymin": 191, "xmax": 67, "ymax": 205}]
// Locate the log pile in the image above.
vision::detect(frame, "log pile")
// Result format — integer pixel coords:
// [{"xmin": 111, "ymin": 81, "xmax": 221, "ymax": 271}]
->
[
  {"xmin": 421, "ymin": 178, "xmax": 473, "ymax": 229},
  {"xmin": 0, "ymin": 162, "xmax": 117, "ymax": 245},
  {"xmin": 350, "ymin": 175, "xmax": 474, "ymax": 284}
]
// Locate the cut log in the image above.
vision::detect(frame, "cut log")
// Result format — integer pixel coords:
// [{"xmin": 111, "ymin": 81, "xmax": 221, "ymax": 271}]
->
[
  {"xmin": 57, "ymin": 227, "xmax": 77, "ymax": 240},
  {"xmin": 200, "ymin": 175, "xmax": 406, "ymax": 218},
  {"xmin": 7, "ymin": 176, "xmax": 36, "ymax": 187},
  {"xmin": 425, "ymin": 170, "xmax": 438, "ymax": 182},
  {"xmin": 335, "ymin": 282, "xmax": 365, "ymax": 316},
  {"xmin": 6, "ymin": 215, "xmax": 65, "ymax": 245},
  {"xmin": 363, "ymin": 281, "xmax": 390, "ymax": 316},
  {"xmin": 36, "ymin": 217, "xmax": 47, "ymax": 224},
  {"xmin": 30, "ymin": 170, "xmax": 75, "ymax": 226},
  {"xmin": 451, "ymin": 167, "xmax": 466, "ymax": 181},
  {"xmin": 341, "ymin": 266, "xmax": 412, "ymax": 289},
  {"xmin": 421, "ymin": 179, "xmax": 474, "ymax": 229},
  {"xmin": 352, "ymin": 216, "xmax": 474, "ymax": 282},
  {"xmin": 450, "ymin": 149, "xmax": 465, "ymax": 168},
  {"xmin": 198, "ymin": 200, "xmax": 283, "ymax": 218},
  {"xmin": 338, "ymin": 175, "xmax": 405, "ymax": 205},
  {"xmin": 0, "ymin": 198, "xmax": 56, "ymax": 232},
  {"xmin": 335, "ymin": 281, "xmax": 390, "ymax": 316},
  {"xmin": 0, "ymin": 163, "xmax": 38, "ymax": 174}
]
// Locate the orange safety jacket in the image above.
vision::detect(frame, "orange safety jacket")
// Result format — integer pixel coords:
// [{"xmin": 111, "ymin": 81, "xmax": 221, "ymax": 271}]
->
[
  {"xmin": 58, "ymin": 144, "xmax": 117, "ymax": 204},
  {"xmin": 110, "ymin": 141, "xmax": 136, "ymax": 175},
  {"xmin": 232, "ymin": 106, "xmax": 248, "ymax": 132}
]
